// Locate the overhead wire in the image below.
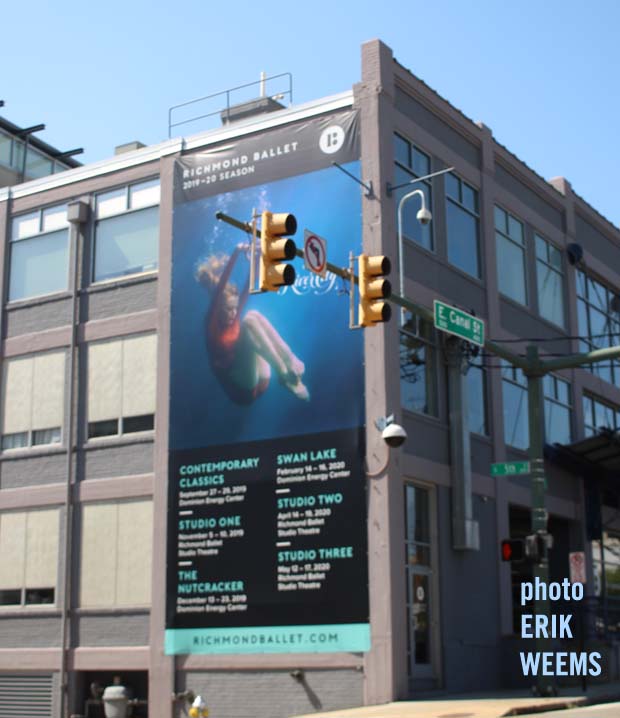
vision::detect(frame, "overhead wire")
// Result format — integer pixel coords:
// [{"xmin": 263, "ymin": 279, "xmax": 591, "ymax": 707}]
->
[{"xmin": 488, "ymin": 331, "xmax": 620, "ymax": 344}]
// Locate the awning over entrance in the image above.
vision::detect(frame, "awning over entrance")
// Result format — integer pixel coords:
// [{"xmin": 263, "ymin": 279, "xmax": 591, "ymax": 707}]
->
[{"xmin": 545, "ymin": 429, "xmax": 620, "ymax": 479}]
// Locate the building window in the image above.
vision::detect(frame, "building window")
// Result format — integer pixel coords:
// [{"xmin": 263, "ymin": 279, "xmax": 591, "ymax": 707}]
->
[
  {"xmin": 535, "ymin": 235, "xmax": 565, "ymax": 327},
  {"xmin": 0, "ymin": 130, "xmax": 12, "ymax": 168},
  {"xmin": 502, "ymin": 362, "xmax": 529, "ymax": 450},
  {"xmin": 8, "ymin": 205, "xmax": 69, "ymax": 302},
  {"xmin": 0, "ymin": 131, "xmax": 69, "ymax": 180},
  {"xmin": 583, "ymin": 395, "xmax": 620, "ymax": 438},
  {"xmin": 400, "ymin": 313, "xmax": 438, "ymax": 416},
  {"xmin": 87, "ymin": 333, "xmax": 157, "ymax": 439},
  {"xmin": 93, "ymin": 179, "xmax": 160, "ymax": 282},
  {"xmin": 394, "ymin": 134, "xmax": 433, "ymax": 251},
  {"xmin": 544, "ymin": 375, "xmax": 571, "ymax": 445},
  {"xmin": 79, "ymin": 500, "xmax": 152, "ymax": 607},
  {"xmin": 24, "ymin": 147, "xmax": 53, "ymax": 179},
  {"xmin": 445, "ymin": 172, "xmax": 480, "ymax": 278},
  {"xmin": 495, "ymin": 207, "xmax": 526, "ymax": 305},
  {"xmin": 592, "ymin": 532, "xmax": 620, "ymax": 603},
  {"xmin": 577, "ymin": 270, "xmax": 620, "ymax": 387},
  {"xmin": 0, "ymin": 509, "xmax": 59, "ymax": 607},
  {"xmin": 467, "ymin": 356, "xmax": 488, "ymax": 435},
  {"xmin": 1, "ymin": 352, "xmax": 65, "ymax": 450}
]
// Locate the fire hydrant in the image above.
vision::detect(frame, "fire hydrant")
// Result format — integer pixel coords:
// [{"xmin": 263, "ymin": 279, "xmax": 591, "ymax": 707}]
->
[{"xmin": 188, "ymin": 695, "xmax": 209, "ymax": 718}]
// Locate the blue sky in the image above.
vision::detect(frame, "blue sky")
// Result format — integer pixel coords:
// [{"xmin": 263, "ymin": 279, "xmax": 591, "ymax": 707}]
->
[{"xmin": 4, "ymin": 0, "xmax": 619, "ymax": 226}]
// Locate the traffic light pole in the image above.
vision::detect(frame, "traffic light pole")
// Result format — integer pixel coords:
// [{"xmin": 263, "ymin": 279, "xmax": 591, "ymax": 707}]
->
[
  {"xmin": 216, "ymin": 210, "xmax": 620, "ymax": 694},
  {"xmin": 525, "ymin": 345, "xmax": 553, "ymax": 696}
]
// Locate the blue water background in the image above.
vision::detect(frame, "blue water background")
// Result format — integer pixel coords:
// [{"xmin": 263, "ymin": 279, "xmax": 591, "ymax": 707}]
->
[{"xmin": 169, "ymin": 163, "xmax": 364, "ymax": 450}]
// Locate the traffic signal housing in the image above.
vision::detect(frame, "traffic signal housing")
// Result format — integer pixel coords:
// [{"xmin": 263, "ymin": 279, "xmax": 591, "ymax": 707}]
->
[
  {"xmin": 260, "ymin": 212, "xmax": 297, "ymax": 292},
  {"xmin": 358, "ymin": 254, "xmax": 392, "ymax": 327},
  {"xmin": 501, "ymin": 534, "xmax": 549, "ymax": 564},
  {"xmin": 501, "ymin": 538, "xmax": 525, "ymax": 563}
]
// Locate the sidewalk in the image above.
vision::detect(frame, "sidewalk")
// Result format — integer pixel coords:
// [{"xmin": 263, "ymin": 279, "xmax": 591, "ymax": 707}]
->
[{"xmin": 292, "ymin": 681, "xmax": 620, "ymax": 718}]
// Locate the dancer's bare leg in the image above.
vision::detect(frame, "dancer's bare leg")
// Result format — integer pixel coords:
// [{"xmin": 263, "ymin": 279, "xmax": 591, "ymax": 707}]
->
[
  {"xmin": 245, "ymin": 310, "xmax": 304, "ymax": 378},
  {"xmin": 242, "ymin": 311, "xmax": 309, "ymax": 400},
  {"xmin": 242, "ymin": 313, "xmax": 288, "ymax": 376}
]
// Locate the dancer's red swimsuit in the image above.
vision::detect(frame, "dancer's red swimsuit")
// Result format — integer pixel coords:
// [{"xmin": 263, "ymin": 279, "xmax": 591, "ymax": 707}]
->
[{"xmin": 205, "ymin": 248, "xmax": 269, "ymax": 405}]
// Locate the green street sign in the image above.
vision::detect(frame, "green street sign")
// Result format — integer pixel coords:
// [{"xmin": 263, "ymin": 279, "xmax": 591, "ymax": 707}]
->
[
  {"xmin": 491, "ymin": 461, "xmax": 531, "ymax": 477},
  {"xmin": 433, "ymin": 300, "xmax": 485, "ymax": 347}
]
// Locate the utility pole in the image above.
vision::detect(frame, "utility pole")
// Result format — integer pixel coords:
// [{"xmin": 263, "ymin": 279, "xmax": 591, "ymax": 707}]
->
[{"xmin": 525, "ymin": 345, "xmax": 552, "ymax": 696}]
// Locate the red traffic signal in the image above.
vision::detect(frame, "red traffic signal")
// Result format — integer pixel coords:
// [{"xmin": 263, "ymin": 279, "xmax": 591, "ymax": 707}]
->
[{"xmin": 501, "ymin": 538, "xmax": 525, "ymax": 562}]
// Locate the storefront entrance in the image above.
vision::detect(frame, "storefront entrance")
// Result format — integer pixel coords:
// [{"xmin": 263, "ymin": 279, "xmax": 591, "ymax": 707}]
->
[{"xmin": 405, "ymin": 483, "xmax": 439, "ymax": 687}]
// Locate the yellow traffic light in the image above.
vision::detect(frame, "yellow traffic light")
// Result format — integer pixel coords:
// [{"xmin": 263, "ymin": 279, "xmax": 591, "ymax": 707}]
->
[
  {"xmin": 260, "ymin": 212, "xmax": 297, "ymax": 292},
  {"xmin": 358, "ymin": 254, "xmax": 392, "ymax": 327}
]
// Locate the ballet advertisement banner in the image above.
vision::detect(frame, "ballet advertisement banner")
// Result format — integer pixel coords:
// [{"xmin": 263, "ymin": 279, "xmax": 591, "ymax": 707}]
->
[{"xmin": 165, "ymin": 110, "xmax": 371, "ymax": 654}]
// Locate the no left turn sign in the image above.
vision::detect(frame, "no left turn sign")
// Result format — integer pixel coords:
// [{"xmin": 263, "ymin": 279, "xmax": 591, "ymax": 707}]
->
[{"xmin": 303, "ymin": 230, "xmax": 327, "ymax": 278}]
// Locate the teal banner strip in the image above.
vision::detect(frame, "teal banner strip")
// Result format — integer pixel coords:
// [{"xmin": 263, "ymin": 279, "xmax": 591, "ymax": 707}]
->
[{"xmin": 165, "ymin": 623, "xmax": 371, "ymax": 655}]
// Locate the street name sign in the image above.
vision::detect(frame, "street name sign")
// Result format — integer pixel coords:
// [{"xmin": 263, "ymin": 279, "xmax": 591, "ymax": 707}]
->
[
  {"xmin": 433, "ymin": 300, "xmax": 485, "ymax": 347},
  {"xmin": 491, "ymin": 461, "xmax": 531, "ymax": 477}
]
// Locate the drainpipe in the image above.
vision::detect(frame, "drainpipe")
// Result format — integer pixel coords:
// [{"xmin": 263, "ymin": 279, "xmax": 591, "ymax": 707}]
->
[
  {"xmin": 59, "ymin": 200, "xmax": 89, "ymax": 718},
  {"xmin": 445, "ymin": 336, "xmax": 479, "ymax": 550}
]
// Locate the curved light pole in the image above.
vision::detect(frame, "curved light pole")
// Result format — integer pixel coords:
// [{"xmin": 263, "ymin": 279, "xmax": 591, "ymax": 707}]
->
[
  {"xmin": 397, "ymin": 188, "xmax": 431, "ymax": 327},
  {"xmin": 395, "ymin": 167, "xmax": 453, "ymax": 326}
]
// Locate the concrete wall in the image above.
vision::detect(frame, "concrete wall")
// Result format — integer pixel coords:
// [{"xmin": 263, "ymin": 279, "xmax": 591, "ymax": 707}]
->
[{"xmin": 180, "ymin": 669, "xmax": 363, "ymax": 718}]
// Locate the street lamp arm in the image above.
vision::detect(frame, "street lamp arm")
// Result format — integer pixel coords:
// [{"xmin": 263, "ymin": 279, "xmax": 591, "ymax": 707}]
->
[{"xmin": 541, "ymin": 344, "xmax": 620, "ymax": 373}]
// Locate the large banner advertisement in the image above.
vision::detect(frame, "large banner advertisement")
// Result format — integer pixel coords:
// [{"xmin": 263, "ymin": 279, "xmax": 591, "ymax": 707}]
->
[{"xmin": 165, "ymin": 110, "xmax": 369, "ymax": 655}]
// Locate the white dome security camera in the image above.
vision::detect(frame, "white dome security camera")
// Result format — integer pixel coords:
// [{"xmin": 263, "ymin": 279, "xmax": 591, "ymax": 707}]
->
[
  {"xmin": 381, "ymin": 423, "xmax": 407, "ymax": 448},
  {"xmin": 416, "ymin": 207, "xmax": 432, "ymax": 225}
]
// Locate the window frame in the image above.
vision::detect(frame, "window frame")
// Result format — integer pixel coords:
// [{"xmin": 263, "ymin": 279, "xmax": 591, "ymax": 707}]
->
[
  {"xmin": 400, "ymin": 312, "xmax": 438, "ymax": 418},
  {"xmin": 466, "ymin": 354, "xmax": 488, "ymax": 437},
  {"xmin": 445, "ymin": 172, "xmax": 481, "ymax": 279},
  {"xmin": 535, "ymin": 233, "xmax": 565, "ymax": 328},
  {"xmin": 543, "ymin": 374, "xmax": 572, "ymax": 445},
  {"xmin": 0, "ymin": 508, "xmax": 59, "ymax": 610},
  {"xmin": 1, "ymin": 351, "xmax": 66, "ymax": 453},
  {"xmin": 576, "ymin": 269, "xmax": 620, "ymax": 388},
  {"xmin": 0, "ymin": 131, "xmax": 66, "ymax": 179},
  {"xmin": 7, "ymin": 205, "xmax": 70, "ymax": 303},
  {"xmin": 79, "ymin": 498, "xmax": 153, "ymax": 608},
  {"xmin": 583, "ymin": 393, "xmax": 620, "ymax": 438},
  {"xmin": 86, "ymin": 333, "xmax": 157, "ymax": 443},
  {"xmin": 501, "ymin": 362, "xmax": 529, "ymax": 450},
  {"xmin": 91, "ymin": 178, "xmax": 160, "ymax": 284},
  {"xmin": 495, "ymin": 205, "xmax": 528, "ymax": 306}
]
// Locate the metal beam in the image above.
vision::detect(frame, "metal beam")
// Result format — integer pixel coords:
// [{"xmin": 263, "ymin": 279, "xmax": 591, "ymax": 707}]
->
[{"xmin": 542, "ymin": 344, "xmax": 620, "ymax": 373}]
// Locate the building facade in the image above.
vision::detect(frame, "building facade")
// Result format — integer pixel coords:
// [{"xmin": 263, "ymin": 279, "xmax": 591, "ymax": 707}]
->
[{"xmin": 0, "ymin": 39, "xmax": 620, "ymax": 718}]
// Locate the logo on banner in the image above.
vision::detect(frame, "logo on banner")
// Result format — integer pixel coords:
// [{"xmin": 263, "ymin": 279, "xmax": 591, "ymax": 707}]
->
[{"xmin": 319, "ymin": 125, "xmax": 345, "ymax": 154}]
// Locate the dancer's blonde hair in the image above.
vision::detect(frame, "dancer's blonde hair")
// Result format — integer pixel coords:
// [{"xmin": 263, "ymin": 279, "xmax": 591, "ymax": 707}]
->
[{"xmin": 196, "ymin": 254, "xmax": 239, "ymax": 299}]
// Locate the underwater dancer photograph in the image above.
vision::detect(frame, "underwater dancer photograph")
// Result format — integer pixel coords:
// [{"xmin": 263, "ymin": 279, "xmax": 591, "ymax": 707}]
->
[{"xmin": 196, "ymin": 242, "xmax": 310, "ymax": 405}]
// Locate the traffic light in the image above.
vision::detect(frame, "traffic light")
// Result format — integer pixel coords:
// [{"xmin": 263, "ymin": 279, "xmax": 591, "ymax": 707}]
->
[
  {"xmin": 501, "ymin": 538, "xmax": 525, "ymax": 562},
  {"xmin": 260, "ymin": 211, "xmax": 297, "ymax": 292},
  {"xmin": 358, "ymin": 254, "xmax": 392, "ymax": 327},
  {"xmin": 501, "ymin": 534, "xmax": 550, "ymax": 563}
]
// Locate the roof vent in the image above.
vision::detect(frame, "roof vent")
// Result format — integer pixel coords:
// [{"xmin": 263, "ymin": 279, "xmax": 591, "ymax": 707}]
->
[
  {"xmin": 114, "ymin": 141, "xmax": 146, "ymax": 155},
  {"xmin": 220, "ymin": 95, "xmax": 285, "ymax": 125}
]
